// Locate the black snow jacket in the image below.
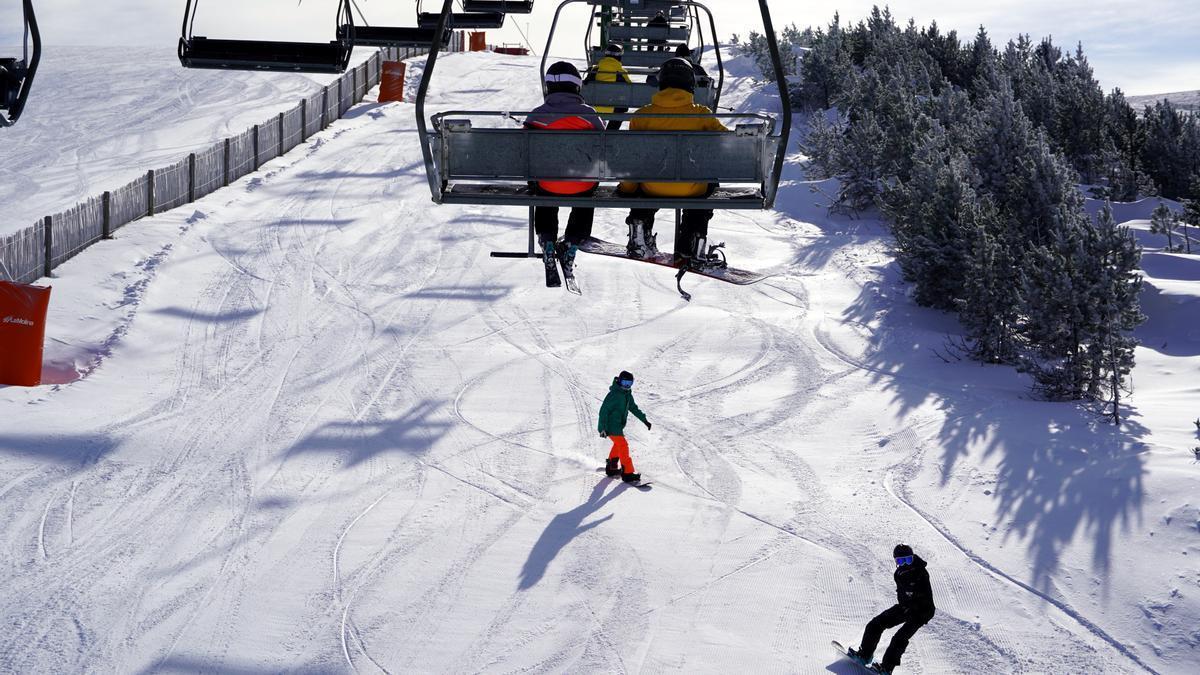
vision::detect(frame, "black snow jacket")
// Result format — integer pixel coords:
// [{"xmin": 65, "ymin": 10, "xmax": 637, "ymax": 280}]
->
[{"xmin": 894, "ymin": 555, "xmax": 936, "ymax": 616}]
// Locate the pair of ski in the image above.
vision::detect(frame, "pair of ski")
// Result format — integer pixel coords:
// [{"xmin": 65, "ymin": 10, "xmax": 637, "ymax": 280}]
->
[
  {"xmin": 543, "ymin": 245, "xmax": 580, "ymax": 295},
  {"xmin": 832, "ymin": 640, "xmax": 891, "ymax": 674}
]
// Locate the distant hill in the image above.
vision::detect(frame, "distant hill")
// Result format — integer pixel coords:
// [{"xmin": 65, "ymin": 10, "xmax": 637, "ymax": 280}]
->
[{"xmin": 1128, "ymin": 90, "xmax": 1200, "ymax": 112}]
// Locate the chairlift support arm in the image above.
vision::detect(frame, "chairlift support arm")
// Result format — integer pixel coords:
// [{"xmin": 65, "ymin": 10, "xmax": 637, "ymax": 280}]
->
[{"xmin": 0, "ymin": 0, "xmax": 41, "ymax": 127}]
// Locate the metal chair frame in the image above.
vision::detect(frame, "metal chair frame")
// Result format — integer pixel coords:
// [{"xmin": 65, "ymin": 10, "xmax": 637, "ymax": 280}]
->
[
  {"xmin": 0, "ymin": 0, "xmax": 41, "ymax": 128},
  {"xmin": 178, "ymin": 0, "xmax": 355, "ymax": 73}
]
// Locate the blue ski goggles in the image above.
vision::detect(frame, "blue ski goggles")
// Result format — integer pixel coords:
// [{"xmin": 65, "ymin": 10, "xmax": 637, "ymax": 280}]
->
[
  {"xmin": 619, "ymin": 378, "xmax": 634, "ymax": 389},
  {"xmin": 895, "ymin": 555, "xmax": 913, "ymax": 566}
]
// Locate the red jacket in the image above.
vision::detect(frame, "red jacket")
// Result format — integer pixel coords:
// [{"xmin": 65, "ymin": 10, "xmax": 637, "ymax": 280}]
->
[{"xmin": 524, "ymin": 92, "xmax": 604, "ymax": 195}]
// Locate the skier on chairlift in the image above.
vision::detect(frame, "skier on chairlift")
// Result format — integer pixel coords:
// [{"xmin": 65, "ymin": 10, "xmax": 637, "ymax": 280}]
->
[
  {"xmin": 619, "ymin": 58, "xmax": 729, "ymax": 266},
  {"xmin": 524, "ymin": 61, "xmax": 605, "ymax": 282},
  {"xmin": 585, "ymin": 43, "xmax": 633, "ymax": 131}
]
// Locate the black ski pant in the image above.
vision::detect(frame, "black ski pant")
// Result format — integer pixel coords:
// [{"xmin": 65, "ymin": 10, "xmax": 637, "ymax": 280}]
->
[
  {"xmin": 859, "ymin": 604, "xmax": 933, "ymax": 670},
  {"xmin": 534, "ymin": 207, "xmax": 595, "ymax": 246},
  {"xmin": 626, "ymin": 207, "xmax": 714, "ymax": 257}
]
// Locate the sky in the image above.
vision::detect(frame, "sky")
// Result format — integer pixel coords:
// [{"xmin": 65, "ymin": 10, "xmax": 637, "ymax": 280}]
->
[{"xmin": 1, "ymin": 0, "xmax": 1196, "ymax": 96}]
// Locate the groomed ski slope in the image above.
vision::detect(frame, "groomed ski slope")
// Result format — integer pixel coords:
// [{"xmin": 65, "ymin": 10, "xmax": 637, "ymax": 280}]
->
[{"xmin": 1, "ymin": 51, "xmax": 1197, "ymax": 674}]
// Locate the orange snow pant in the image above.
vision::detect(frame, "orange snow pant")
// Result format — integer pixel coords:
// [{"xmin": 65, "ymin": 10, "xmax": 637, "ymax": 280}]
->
[{"xmin": 607, "ymin": 435, "xmax": 635, "ymax": 474}]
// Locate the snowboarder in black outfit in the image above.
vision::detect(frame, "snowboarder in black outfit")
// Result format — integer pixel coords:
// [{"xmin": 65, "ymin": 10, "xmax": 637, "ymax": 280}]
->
[{"xmin": 847, "ymin": 544, "xmax": 936, "ymax": 674}]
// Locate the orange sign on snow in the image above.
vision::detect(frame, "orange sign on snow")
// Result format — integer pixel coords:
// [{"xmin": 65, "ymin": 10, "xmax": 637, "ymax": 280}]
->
[
  {"xmin": 0, "ymin": 281, "xmax": 52, "ymax": 387},
  {"xmin": 379, "ymin": 61, "xmax": 407, "ymax": 103}
]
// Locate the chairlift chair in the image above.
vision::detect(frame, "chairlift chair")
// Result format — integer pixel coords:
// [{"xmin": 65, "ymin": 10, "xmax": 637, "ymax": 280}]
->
[
  {"xmin": 414, "ymin": 0, "xmax": 791, "ymax": 296},
  {"xmin": 461, "ymin": 0, "xmax": 536, "ymax": 13},
  {"xmin": 178, "ymin": 0, "xmax": 355, "ymax": 73},
  {"xmin": 569, "ymin": 1, "xmax": 722, "ymax": 113},
  {"xmin": 1, "ymin": 0, "xmax": 41, "ymax": 128},
  {"xmin": 416, "ymin": 0, "xmax": 506, "ymax": 29}
]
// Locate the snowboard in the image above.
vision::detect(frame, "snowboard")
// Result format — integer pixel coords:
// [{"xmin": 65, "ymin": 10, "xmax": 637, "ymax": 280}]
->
[
  {"xmin": 596, "ymin": 467, "xmax": 652, "ymax": 489},
  {"xmin": 832, "ymin": 640, "xmax": 887, "ymax": 674},
  {"xmin": 576, "ymin": 237, "xmax": 767, "ymax": 286}
]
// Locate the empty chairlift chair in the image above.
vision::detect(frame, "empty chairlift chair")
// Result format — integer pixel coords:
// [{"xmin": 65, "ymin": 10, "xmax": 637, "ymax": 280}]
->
[
  {"xmin": 416, "ymin": 0, "xmax": 506, "ymax": 30},
  {"xmin": 178, "ymin": 0, "xmax": 355, "ymax": 73},
  {"xmin": 414, "ymin": 0, "xmax": 792, "ymax": 297},
  {"xmin": 461, "ymin": 0, "xmax": 536, "ymax": 13},
  {"xmin": 1, "ymin": 0, "xmax": 41, "ymax": 128}
]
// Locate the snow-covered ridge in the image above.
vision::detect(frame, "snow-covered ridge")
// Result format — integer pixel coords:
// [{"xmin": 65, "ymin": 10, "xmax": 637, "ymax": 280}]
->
[{"xmin": 1128, "ymin": 90, "xmax": 1200, "ymax": 112}]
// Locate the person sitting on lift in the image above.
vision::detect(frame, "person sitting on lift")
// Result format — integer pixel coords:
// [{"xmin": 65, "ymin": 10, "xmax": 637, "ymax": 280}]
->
[
  {"xmin": 584, "ymin": 43, "xmax": 633, "ymax": 131},
  {"xmin": 524, "ymin": 61, "xmax": 605, "ymax": 278},
  {"xmin": 619, "ymin": 58, "xmax": 729, "ymax": 266}
]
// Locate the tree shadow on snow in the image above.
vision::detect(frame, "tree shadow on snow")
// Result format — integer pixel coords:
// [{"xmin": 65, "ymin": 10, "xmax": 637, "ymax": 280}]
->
[
  {"xmin": 841, "ymin": 274, "xmax": 1149, "ymax": 592},
  {"xmin": 518, "ymin": 480, "xmax": 628, "ymax": 590},
  {"xmin": 289, "ymin": 400, "xmax": 452, "ymax": 466}
]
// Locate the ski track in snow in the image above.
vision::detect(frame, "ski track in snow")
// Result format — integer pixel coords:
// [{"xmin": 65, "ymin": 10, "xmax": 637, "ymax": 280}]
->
[{"xmin": 0, "ymin": 51, "xmax": 1188, "ymax": 673}]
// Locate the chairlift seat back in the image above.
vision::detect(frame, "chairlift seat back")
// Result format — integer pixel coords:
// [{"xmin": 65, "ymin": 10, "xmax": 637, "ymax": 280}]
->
[
  {"xmin": 606, "ymin": 25, "xmax": 690, "ymax": 43},
  {"xmin": 418, "ymin": 12, "xmax": 506, "ymax": 29},
  {"xmin": 352, "ymin": 26, "xmax": 450, "ymax": 48},
  {"xmin": 582, "ymin": 80, "xmax": 715, "ymax": 110},
  {"xmin": 179, "ymin": 37, "xmax": 351, "ymax": 73},
  {"xmin": 462, "ymin": 0, "xmax": 535, "ymax": 13}
]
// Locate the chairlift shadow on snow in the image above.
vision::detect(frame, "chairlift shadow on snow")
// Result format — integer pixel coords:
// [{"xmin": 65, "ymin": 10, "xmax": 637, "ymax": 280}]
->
[
  {"xmin": 840, "ymin": 271, "xmax": 1150, "ymax": 592},
  {"xmin": 150, "ymin": 306, "xmax": 264, "ymax": 324},
  {"xmin": 290, "ymin": 400, "xmax": 452, "ymax": 466},
  {"xmin": 518, "ymin": 479, "xmax": 630, "ymax": 590},
  {"xmin": 0, "ymin": 432, "xmax": 119, "ymax": 466}
]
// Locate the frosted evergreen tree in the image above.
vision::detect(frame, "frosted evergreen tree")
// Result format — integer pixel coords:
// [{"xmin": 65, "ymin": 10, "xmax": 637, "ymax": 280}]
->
[
  {"xmin": 883, "ymin": 125, "xmax": 975, "ymax": 309},
  {"xmin": 957, "ymin": 199, "xmax": 1022, "ymax": 362},
  {"xmin": 1150, "ymin": 202, "xmax": 1179, "ymax": 251},
  {"xmin": 1083, "ymin": 204, "xmax": 1145, "ymax": 422},
  {"xmin": 1182, "ymin": 189, "xmax": 1200, "ymax": 254}
]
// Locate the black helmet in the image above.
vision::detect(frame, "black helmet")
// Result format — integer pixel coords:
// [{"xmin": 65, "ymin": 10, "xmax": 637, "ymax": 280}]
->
[
  {"xmin": 604, "ymin": 42, "xmax": 624, "ymax": 58},
  {"xmin": 893, "ymin": 544, "xmax": 914, "ymax": 558},
  {"xmin": 545, "ymin": 60, "xmax": 583, "ymax": 95},
  {"xmin": 656, "ymin": 57, "xmax": 696, "ymax": 93},
  {"xmin": 674, "ymin": 44, "xmax": 693, "ymax": 59}
]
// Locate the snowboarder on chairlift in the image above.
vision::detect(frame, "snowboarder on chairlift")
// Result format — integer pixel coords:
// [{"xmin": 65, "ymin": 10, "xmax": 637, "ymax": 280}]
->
[
  {"xmin": 524, "ymin": 61, "xmax": 605, "ymax": 279},
  {"xmin": 846, "ymin": 544, "xmax": 937, "ymax": 674},
  {"xmin": 598, "ymin": 370, "xmax": 651, "ymax": 483},
  {"xmin": 585, "ymin": 43, "xmax": 633, "ymax": 131},
  {"xmin": 618, "ymin": 57, "xmax": 729, "ymax": 265}
]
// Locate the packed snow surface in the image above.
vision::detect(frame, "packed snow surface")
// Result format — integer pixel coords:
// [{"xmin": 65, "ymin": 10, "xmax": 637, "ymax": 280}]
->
[{"xmin": 1, "ymin": 50, "xmax": 1198, "ymax": 674}]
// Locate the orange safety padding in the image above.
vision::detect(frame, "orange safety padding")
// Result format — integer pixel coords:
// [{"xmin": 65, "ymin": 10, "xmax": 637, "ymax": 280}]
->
[
  {"xmin": 379, "ymin": 61, "xmax": 407, "ymax": 103},
  {"xmin": 469, "ymin": 32, "xmax": 487, "ymax": 52},
  {"xmin": 0, "ymin": 281, "xmax": 52, "ymax": 387}
]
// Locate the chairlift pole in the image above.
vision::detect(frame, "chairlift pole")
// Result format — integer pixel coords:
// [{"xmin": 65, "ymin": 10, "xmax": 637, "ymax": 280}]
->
[
  {"xmin": 759, "ymin": 0, "xmax": 792, "ymax": 208},
  {"xmin": 416, "ymin": 0, "xmax": 456, "ymax": 202}
]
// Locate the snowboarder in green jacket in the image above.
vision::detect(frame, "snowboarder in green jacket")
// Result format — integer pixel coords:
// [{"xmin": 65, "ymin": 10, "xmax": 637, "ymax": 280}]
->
[{"xmin": 598, "ymin": 370, "xmax": 651, "ymax": 483}]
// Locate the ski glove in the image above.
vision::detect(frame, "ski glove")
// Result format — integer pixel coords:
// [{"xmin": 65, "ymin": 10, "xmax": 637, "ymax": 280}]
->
[
  {"xmin": 644, "ymin": 420, "xmax": 652, "ymax": 430},
  {"xmin": 600, "ymin": 430, "xmax": 608, "ymax": 438}
]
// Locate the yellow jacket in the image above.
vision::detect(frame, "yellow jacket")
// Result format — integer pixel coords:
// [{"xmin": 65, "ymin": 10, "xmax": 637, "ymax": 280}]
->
[
  {"xmin": 619, "ymin": 88, "xmax": 730, "ymax": 198},
  {"xmin": 589, "ymin": 56, "xmax": 632, "ymax": 113}
]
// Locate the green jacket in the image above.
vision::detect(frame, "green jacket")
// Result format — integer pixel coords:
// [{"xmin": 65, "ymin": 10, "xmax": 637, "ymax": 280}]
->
[{"xmin": 598, "ymin": 378, "xmax": 648, "ymax": 435}]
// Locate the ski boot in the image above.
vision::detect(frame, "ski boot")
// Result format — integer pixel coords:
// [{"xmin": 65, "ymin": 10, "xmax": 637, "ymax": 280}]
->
[
  {"xmin": 621, "ymin": 472, "xmax": 642, "ymax": 483},
  {"xmin": 557, "ymin": 239, "xmax": 579, "ymax": 276},
  {"xmin": 846, "ymin": 647, "xmax": 872, "ymax": 667},
  {"xmin": 541, "ymin": 237, "xmax": 557, "ymax": 270},
  {"xmin": 605, "ymin": 458, "xmax": 620, "ymax": 477},
  {"xmin": 626, "ymin": 220, "xmax": 658, "ymax": 259},
  {"xmin": 678, "ymin": 235, "xmax": 727, "ymax": 270}
]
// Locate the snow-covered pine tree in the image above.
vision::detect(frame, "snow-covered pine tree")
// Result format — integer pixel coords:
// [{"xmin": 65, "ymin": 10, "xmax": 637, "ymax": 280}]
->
[
  {"xmin": 883, "ymin": 124, "xmax": 974, "ymax": 309},
  {"xmin": 1083, "ymin": 204, "xmax": 1145, "ymax": 422},
  {"xmin": 1182, "ymin": 193, "xmax": 1199, "ymax": 255},
  {"xmin": 1150, "ymin": 202, "xmax": 1179, "ymax": 251},
  {"xmin": 957, "ymin": 198, "xmax": 1022, "ymax": 362}
]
